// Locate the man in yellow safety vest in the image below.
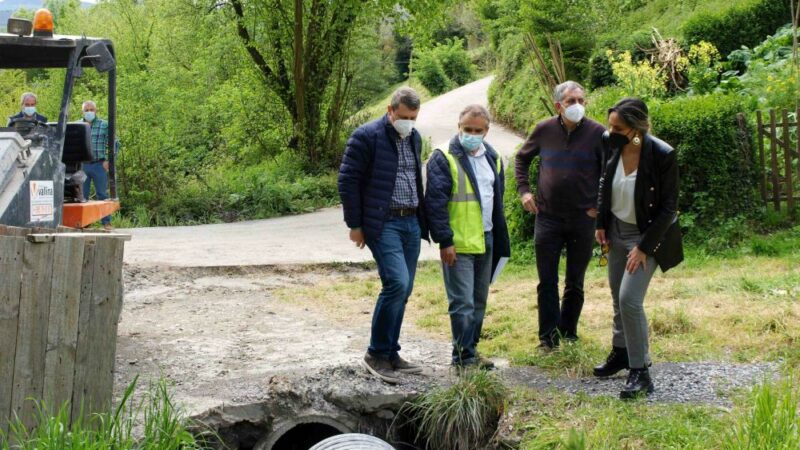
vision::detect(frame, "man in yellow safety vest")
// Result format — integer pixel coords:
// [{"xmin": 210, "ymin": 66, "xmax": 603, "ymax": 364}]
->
[{"xmin": 424, "ymin": 104, "xmax": 511, "ymax": 369}]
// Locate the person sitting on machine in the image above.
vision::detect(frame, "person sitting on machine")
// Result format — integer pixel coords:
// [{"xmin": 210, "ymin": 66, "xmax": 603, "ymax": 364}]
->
[{"xmin": 7, "ymin": 92, "xmax": 48, "ymax": 127}]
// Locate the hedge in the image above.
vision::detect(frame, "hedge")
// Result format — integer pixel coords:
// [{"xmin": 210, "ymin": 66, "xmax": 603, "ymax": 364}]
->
[
  {"xmin": 650, "ymin": 94, "xmax": 758, "ymax": 229},
  {"xmin": 682, "ymin": 0, "xmax": 792, "ymax": 56}
]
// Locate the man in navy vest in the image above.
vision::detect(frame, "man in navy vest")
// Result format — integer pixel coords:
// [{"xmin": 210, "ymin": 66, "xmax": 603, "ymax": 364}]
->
[{"xmin": 338, "ymin": 87, "xmax": 429, "ymax": 384}]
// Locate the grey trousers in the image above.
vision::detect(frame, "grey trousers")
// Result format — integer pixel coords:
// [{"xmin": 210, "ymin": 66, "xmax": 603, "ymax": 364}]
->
[
  {"xmin": 608, "ymin": 216, "xmax": 657, "ymax": 368},
  {"xmin": 442, "ymin": 232, "xmax": 493, "ymax": 364}
]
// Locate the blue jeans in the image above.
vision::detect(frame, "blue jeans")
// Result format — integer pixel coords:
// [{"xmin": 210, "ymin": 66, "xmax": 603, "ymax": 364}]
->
[
  {"xmin": 366, "ymin": 216, "xmax": 421, "ymax": 361},
  {"xmin": 534, "ymin": 212, "xmax": 595, "ymax": 345},
  {"xmin": 82, "ymin": 161, "xmax": 111, "ymax": 225},
  {"xmin": 442, "ymin": 232, "xmax": 493, "ymax": 364}
]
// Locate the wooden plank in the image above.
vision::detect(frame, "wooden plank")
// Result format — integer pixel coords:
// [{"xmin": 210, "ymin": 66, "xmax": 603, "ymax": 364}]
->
[
  {"xmin": 0, "ymin": 226, "xmax": 30, "ymax": 237},
  {"xmin": 769, "ymin": 109, "xmax": 781, "ymax": 211},
  {"xmin": 27, "ymin": 233, "xmax": 131, "ymax": 243},
  {"xmin": 42, "ymin": 237, "xmax": 85, "ymax": 417},
  {"xmin": 757, "ymin": 110, "xmax": 767, "ymax": 204},
  {"xmin": 70, "ymin": 238, "xmax": 96, "ymax": 424},
  {"xmin": 71, "ymin": 237, "xmax": 124, "ymax": 424},
  {"xmin": 10, "ymin": 239, "xmax": 55, "ymax": 430},
  {"xmin": 0, "ymin": 236, "xmax": 24, "ymax": 436},
  {"xmin": 782, "ymin": 109, "xmax": 795, "ymax": 212}
]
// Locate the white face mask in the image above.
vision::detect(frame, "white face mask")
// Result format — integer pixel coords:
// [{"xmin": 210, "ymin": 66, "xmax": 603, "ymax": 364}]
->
[
  {"xmin": 392, "ymin": 119, "xmax": 415, "ymax": 138},
  {"xmin": 563, "ymin": 103, "xmax": 585, "ymax": 123}
]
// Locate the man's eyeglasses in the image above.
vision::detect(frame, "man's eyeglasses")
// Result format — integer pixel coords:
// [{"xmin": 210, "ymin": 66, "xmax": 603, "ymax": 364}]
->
[{"xmin": 598, "ymin": 244, "xmax": 609, "ymax": 267}]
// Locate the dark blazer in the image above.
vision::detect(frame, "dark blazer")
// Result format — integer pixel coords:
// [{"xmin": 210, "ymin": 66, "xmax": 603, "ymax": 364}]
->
[
  {"xmin": 338, "ymin": 114, "xmax": 428, "ymax": 242},
  {"xmin": 597, "ymin": 133, "xmax": 684, "ymax": 272},
  {"xmin": 7, "ymin": 111, "xmax": 48, "ymax": 126},
  {"xmin": 425, "ymin": 136, "xmax": 511, "ymax": 272}
]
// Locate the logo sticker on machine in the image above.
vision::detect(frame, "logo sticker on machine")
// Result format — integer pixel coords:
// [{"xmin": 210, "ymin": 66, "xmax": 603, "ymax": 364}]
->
[{"xmin": 30, "ymin": 180, "xmax": 54, "ymax": 222}]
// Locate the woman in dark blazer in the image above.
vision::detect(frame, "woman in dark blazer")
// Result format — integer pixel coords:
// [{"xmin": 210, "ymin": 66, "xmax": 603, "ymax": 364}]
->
[{"xmin": 593, "ymin": 97, "xmax": 683, "ymax": 399}]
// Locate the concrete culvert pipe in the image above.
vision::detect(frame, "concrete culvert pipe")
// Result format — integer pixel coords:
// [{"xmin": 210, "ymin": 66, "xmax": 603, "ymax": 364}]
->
[{"xmin": 309, "ymin": 434, "xmax": 395, "ymax": 450}]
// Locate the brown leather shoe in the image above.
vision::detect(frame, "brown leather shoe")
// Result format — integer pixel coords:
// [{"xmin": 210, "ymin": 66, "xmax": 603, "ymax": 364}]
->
[
  {"xmin": 361, "ymin": 353, "xmax": 401, "ymax": 384},
  {"xmin": 392, "ymin": 356, "xmax": 423, "ymax": 374}
]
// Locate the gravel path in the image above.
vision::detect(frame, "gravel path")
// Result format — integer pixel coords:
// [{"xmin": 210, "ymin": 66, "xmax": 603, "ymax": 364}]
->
[{"xmin": 502, "ymin": 361, "xmax": 779, "ymax": 406}]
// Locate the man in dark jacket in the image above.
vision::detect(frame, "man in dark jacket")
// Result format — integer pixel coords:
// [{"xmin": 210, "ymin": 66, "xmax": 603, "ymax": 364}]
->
[
  {"xmin": 425, "ymin": 104, "xmax": 510, "ymax": 369},
  {"xmin": 515, "ymin": 81, "xmax": 606, "ymax": 349},
  {"xmin": 7, "ymin": 92, "xmax": 48, "ymax": 127},
  {"xmin": 338, "ymin": 87, "xmax": 428, "ymax": 384}
]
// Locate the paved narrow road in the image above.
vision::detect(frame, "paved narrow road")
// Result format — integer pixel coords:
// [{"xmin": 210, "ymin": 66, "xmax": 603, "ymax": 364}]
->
[{"xmin": 122, "ymin": 76, "xmax": 525, "ymax": 267}]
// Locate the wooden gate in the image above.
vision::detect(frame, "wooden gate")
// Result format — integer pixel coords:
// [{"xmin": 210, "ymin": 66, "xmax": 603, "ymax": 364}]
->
[
  {"xmin": 756, "ymin": 108, "xmax": 800, "ymax": 212},
  {"xmin": 0, "ymin": 226, "xmax": 129, "ymax": 436}
]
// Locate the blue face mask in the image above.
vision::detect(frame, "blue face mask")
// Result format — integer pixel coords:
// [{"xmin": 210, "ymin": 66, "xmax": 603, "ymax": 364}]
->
[
  {"xmin": 83, "ymin": 111, "xmax": 96, "ymax": 122},
  {"xmin": 459, "ymin": 132, "xmax": 484, "ymax": 151},
  {"xmin": 23, "ymin": 106, "xmax": 36, "ymax": 116}
]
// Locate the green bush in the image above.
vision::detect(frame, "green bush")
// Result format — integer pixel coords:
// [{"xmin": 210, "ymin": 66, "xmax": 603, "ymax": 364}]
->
[
  {"xmin": 120, "ymin": 152, "xmax": 339, "ymax": 226},
  {"xmin": 399, "ymin": 370, "xmax": 507, "ymax": 450},
  {"xmin": 413, "ymin": 49, "xmax": 454, "ymax": 95},
  {"xmin": 503, "ymin": 155, "xmax": 537, "ymax": 263},
  {"xmin": 650, "ymin": 94, "xmax": 759, "ymax": 230},
  {"xmin": 488, "ymin": 33, "xmax": 551, "ymax": 133},
  {"xmin": 433, "ymin": 39, "xmax": 476, "ymax": 86},
  {"xmin": 588, "ymin": 50, "xmax": 615, "ymax": 89},
  {"xmin": 682, "ymin": 0, "xmax": 792, "ymax": 56}
]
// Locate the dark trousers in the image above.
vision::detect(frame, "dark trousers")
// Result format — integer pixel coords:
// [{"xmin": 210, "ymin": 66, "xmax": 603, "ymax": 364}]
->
[{"xmin": 534, "ymin": 212, "xmax": 595, "ymax": 345}]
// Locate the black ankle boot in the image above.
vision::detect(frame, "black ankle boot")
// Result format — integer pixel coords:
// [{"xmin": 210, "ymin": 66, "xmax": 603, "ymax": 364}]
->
[
  {"xmin": 593, "ymin": 346, "xmax": 629, "ymax": 377},
  {"xmin": 620, "ymin": 368, "xmax": 654, "ymax": 399}
]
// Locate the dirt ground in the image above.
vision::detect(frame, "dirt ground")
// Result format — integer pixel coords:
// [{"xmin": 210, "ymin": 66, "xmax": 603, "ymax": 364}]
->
[{"xmin": 115, "ymin": 263, "xmax": 453, "ymax": 418}]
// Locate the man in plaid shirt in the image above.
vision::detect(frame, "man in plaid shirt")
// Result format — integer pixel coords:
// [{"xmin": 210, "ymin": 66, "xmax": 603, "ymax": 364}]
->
[{"xmin": 81, "ymin": 100, "xmax": 118, "ymax": 230}]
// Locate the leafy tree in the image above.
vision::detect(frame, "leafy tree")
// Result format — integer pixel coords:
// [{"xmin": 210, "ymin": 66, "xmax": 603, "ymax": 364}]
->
[{"xmin": 222, "ymin": 0, "xmax": 454, "ymax": 170}]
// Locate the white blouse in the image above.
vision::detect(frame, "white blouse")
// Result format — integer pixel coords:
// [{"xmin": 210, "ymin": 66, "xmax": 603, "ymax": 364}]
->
[{"xmin": 611, "ymin": 157, "xmax": 637, "ymax": 225}]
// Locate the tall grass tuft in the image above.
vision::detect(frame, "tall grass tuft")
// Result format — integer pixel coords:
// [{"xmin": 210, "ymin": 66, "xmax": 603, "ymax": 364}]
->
[
  {"xmin": 0, "ymin": 376, "xmax": 210, "ymax": 449},
  {"xmin": 398, "ymin": 370, "xmax": 507, "ymax": 450},
  {"xmin": 725, "ymin": 377, "xmax": 800, "ymax": 450}
]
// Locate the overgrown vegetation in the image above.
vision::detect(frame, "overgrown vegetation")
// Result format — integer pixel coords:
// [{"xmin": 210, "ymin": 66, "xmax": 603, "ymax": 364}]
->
[
  {"xmin": 398, "ymin": 370, "xmax": 507, "ymax": 450},
  {"xmin": 481, "ymin": 0, "xmax": 799, "ymax": 242},
  {"xmin": 1, "ymin": 377, "xmax": 210, "ymax": 449},
  {"xmin": 0, "ymin": 0, "xmax": 466, "ymax": 226}
]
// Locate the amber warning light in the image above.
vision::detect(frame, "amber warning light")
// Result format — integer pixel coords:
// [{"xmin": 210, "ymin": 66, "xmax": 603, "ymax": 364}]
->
[{"xmin": 33, "ymin": 8, "xmax": 54, "ymax": 37}]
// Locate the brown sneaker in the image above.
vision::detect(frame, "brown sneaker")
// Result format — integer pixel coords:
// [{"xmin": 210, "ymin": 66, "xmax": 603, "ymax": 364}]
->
[
  {"xmin": 361, "ymin": 353, "xmax": 401, "ymax": 384},
  {"xmin": 392, "ymin": 356, "xmax": 423, "ymax": 374}
]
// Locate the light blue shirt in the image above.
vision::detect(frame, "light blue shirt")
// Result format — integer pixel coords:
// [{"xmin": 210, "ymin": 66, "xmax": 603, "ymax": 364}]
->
[{"xmin": 466, "ymin": 144, "xmax": 495, "ymax": 232}]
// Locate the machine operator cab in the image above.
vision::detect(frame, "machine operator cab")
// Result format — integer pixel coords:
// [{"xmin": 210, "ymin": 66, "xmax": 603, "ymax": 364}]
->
[{"xmin": 0, "ymin": 8, "xmax": 119, "ymax": 229}]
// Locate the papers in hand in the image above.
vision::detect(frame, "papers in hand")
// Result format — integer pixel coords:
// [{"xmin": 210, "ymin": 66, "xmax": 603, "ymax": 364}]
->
[{"xmin": 491, "ymin": 257, "xmax": 509, "ymax": 284}]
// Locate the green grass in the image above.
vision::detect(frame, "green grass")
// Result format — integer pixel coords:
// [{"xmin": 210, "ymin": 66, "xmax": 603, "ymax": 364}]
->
[
  {"xmin": 357, "ymin": 78, "xmax": 434, "ymax": 121},
  {"xmin": 0, "ymin": 377, "xmax": 211, "ymax": 449},
  {"xmin": 502, "ymin": 373, "xmax": 800, "ymax": 450},
  {"xmin": 397, "ymin": 370, "xmax": 507, "ymax": 450}
]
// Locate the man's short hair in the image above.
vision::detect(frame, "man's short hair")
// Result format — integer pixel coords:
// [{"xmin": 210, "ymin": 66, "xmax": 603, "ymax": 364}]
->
[
  {"xmin": 82, "ymin": 100, "xmax": 97, "ymax": 111},
  {"xmin": 20, "ymin": 92, "xmax": 37, "ymax": 105},
  {"xmin": 553, "ymin": 81, "xmax": 585, "ymax": 103},
  {"xmin": 390, "ymin": 87, "xmax": 421, "ymax": 111},
  {"xmin": 458, "ymin": 104, "xmax": 492, "ymax": 126}
]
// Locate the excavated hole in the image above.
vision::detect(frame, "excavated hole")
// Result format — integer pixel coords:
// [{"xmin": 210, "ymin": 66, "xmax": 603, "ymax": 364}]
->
[{"xmin": 270, "ymin": 422, "xmax": 342, "ymax": 449}]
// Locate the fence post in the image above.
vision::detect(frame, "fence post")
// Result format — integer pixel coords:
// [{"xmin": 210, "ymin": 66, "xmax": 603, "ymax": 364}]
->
[
  {"xmin": 769, "ymin": 109, "xmax": 781, "ymax": 211},
  {"xmin": 782, "ymin": 109, "xmax": 795, "ymax": 212},
  {"xmin": 756, "ymin": 110, "xmax": 767, "ymax": 204}
]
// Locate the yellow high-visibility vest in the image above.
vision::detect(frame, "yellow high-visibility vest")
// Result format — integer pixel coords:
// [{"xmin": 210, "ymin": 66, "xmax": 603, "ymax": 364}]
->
[{"xmin": 439, "ymin": 149, "xmax": 501, "ymax": 254}]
